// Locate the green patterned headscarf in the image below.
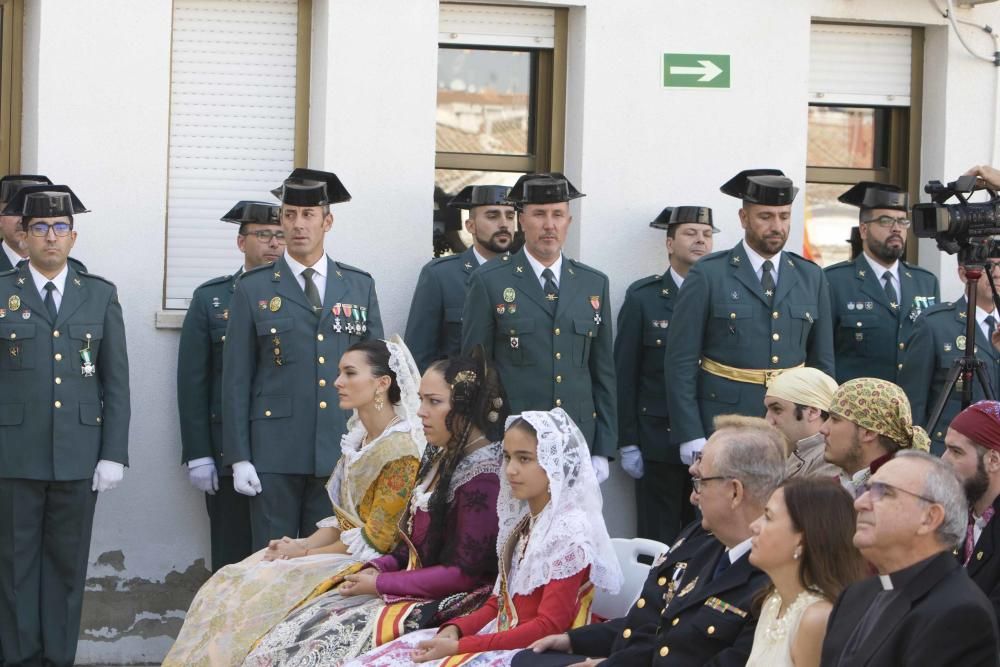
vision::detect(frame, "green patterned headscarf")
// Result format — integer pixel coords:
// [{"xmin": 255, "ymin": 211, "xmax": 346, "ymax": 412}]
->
[{"xmin": 829, "ymin": 377, "xmax": 931, "ymax": 453}]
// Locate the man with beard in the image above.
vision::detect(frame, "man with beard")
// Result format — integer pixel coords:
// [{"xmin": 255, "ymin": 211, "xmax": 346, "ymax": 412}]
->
[
  {"xmin": 825, "ymin": 182, "xmax": 939, "ymax": 384},
  {"xmin": 665, "ymin": 169, "xmax": 834, "ymax": 464},
  {"xmin": 898, "ymin": 260, "xmax": 1000, "ymax": 453},
  {"xmin": 615, "ymin": 205, "xmax": 715, "ymax": 542},
  {"xmin": 406, "ymin": 184, "xmax": 513, "ymax": 372},
  {"xmin": 941, "ymin": 400, "xmax": 1000, "ymax": 619}
]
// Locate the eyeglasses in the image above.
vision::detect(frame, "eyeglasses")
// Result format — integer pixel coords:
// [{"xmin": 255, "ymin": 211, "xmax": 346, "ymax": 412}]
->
[
  {"xmin": 692, "ymin": 475, "xmax": 731, "ymax": 492},
  {"xmin": 242, "ymin": 230, "xmax": 286, "ymax": 243},
  {"xmin": 27, "ymin": 222, "xmax": 72, "ymax": 237},
  {"xmin": 862, "ymin": 216, "xmax": 912, "ymax": 229},
  {"xmin": 860, "ymin": 480, "xmax": 939, "ymax": 505}
]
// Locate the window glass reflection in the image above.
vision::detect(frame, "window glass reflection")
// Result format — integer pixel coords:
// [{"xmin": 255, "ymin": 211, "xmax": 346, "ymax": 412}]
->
[
  {"xmin": 804, "ymin": 182, "xmax": 861, "ymax": 267},
  {"xmin": 807, "ymin": 106, "xmax": 877, "ymax": 169}
]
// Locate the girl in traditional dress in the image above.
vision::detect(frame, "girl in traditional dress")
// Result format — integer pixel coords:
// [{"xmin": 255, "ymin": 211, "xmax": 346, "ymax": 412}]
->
[
  {"xmin": 163, "ymin": 336, "xmax": 424, "ymax": 667},
  {"xmin": 244, "ymin": 349, "xmax": 509, "ymax": 665},
  {"xmin": 345, "ymin": 408, "xmax": 623, "ymax": 667}
]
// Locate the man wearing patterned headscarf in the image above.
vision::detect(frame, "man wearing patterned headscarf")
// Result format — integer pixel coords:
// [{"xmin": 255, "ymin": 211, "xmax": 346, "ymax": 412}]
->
[
  {"xmin": 819, "ymin": 377, "xmax": 931, "ymax": 497},
  {"xmin": 941, "ymin": 400, "xmax": 1000, "ymax": 619},
  {"xmin": 763, "ymin": 367, "xmax": 843, "ymax": 479}
]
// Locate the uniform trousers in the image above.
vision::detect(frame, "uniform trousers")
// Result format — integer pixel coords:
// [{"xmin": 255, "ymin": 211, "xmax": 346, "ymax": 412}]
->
[
  {"xmin": 635, "ymin": 460, "xmax": 696, "ymax": 545},
  {"xmin": 205, "ymin": 479, "xmax": 252, "ymax": 571},
  {"xmin": 249, "ymin": 473, "xmax": 331, "ymax": 550}
]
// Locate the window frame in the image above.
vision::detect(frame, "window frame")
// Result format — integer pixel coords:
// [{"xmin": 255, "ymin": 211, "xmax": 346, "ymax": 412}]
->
[{"xmin": 0, "ymin": 0, "xmax": 23, "ymax": 176}]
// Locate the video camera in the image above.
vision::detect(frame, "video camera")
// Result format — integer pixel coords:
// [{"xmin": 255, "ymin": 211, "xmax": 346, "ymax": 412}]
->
[{"xmin": 912, "ymin": 175, "xmax": 1000, "ymax": 263}]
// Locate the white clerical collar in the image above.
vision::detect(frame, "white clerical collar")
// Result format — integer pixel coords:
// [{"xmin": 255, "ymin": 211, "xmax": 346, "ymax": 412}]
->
[
  {"xmin": 284, "ymin": 253, "xmax": 327, "ymax": 279},
  {"xmin": 879, "ymin": 574, "xmax": 894, "ymax": 591},
  {"xmin": 524, "ymin": 250, "xmax": 562, "ymax": 287},
  {"xmin": 28, "ymin": 262, "xmax": 68, "ymax": 297},
  {"xmin": 741, "ymin": 240, "xmax": 782, "ymax": 281},
  {"xmin": 862, "ymin": 251, "xmax": 899, "ymax": 287},
  {"xmin": 727, "ymin": 536, "xmax": 753, "ymax": 564},
  {"xmin": 669, "ymin": 266, "xmax": 686, "ymax": 289},
  {"xmin": 472, "ymin": 247, "xmax": 489, "ymax": 266}
]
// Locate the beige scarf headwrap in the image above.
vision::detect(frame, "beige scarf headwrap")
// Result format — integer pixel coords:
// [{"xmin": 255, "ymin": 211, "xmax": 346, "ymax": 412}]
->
[{"xmin": 766, "ymin": 367, "xmax": 838, "ymax": 411}]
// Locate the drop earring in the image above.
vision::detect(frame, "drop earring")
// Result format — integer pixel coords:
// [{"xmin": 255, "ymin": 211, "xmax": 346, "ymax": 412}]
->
[{"xmin": 374, "ymin": 391, "xmax": 385, "ymax": 412}]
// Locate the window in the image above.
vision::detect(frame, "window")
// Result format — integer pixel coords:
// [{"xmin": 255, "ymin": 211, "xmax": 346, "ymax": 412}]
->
[
  {"xmin": 162, "ymin": 0, "xmax": 310, "ymax": 309},
  {"xmin": 433, "ymin": 4, "xmax": 567, "ymax": 255},
  {"xmin": 0, "ymin": 0, "xmax": 23, "ymax": 176},
  {"xmin": 805, "ymin": 23, "xmax": 922, "ymax": 267}
]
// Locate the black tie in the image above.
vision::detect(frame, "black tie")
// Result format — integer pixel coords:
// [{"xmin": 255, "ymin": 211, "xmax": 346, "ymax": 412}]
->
[
  {"xmin": 711, "ymin": 550, "xmax": 732, "ymax": 581},
  {"xmin": 542, "ymin": 268, "xmax": 559, "ymax": 311},
  {"xmin": 987, "ymin": 315, "xmax": 996, "ymax": 340},
  {"xmin": 43, "ymin": 282, "xmax": 58, "ymax": 321},
  {"xmin": 301, "ymin": 268, "xmax": 322, "ymax": 312},
  {"xmin": 761, "ymin": 260, "xmax": 775, "ymax": 303},
  {"xmin": 883, "ymin": 271, "xmax": 898, "ymax": 309}
]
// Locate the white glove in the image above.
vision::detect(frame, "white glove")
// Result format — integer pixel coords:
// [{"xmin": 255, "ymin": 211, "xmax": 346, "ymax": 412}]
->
[
  {"xmin": 188, "ymin": 457, "xmax": 219, "ymax": 495},
  {"xmin": 591, "ymin": 455, "xmax": 610, "ymax": 484},
  {"xmin": 92, "ymin": 460, "xmax": 125, "ymax": 492},
  {"xmin": 679, "ymin": 438, "xmax": 707, "ymax": 465},
  {"xmin": 619, "ymin": 445, "xmax": 644, "ymax": 479},
  {"xmin": 232, "ymin": 460, "xmax": 262, "ymax": 496}
]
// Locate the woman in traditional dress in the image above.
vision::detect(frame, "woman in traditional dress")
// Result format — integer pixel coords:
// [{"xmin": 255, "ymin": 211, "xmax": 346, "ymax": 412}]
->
[
  {"xmin": 346, "ymin": 408, "xmax": 623, "ymax": 667},
  {"xmin": 163, "ymin": 336, "xmax": 424, "ymax": 667},
  {"xmin": 745, "ymin": 477, "xmax": 867, "ymax": 667},
  {"xmin": 244, "ymin": 349, "xmax": 509, "ymax": 665}
]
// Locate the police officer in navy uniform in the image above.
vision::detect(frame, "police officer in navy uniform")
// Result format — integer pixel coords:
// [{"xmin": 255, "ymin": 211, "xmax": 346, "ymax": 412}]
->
[
  {"xmin": 222, "ymin": 169, "xmax": 383, "ymax": 550},
  {"xmin": 825, "ymin": 182, "xmax": 939, "ymax": 384},
  {"xmin": 665, "ymin": 169, "xmax": 835, "ymax": 464},
  {"xmin": 462, "ymin": 172, "xmax": 617, "ymax": 482},
  {"xmin": 0, "ymin": 185, "xmax": 130, "ymax": 667},
  {"xmin": 177, "ymin": 201, "xmax": 282, "ymax": 570},
  {"xmin": 898, "ymin": 260, "xmax": 1000, "ymax": 453},
  {"xmin": 405, "ymin": 185, "xmax": 514, "ymax": 372},
  {"xmin": 615, "ymin": 206, "xmax": 715, "ymax": 543}
]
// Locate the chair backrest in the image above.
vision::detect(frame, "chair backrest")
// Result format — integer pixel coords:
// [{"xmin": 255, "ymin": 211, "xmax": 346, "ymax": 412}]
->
[{"xmin": 590, "ymin": 537, "xmax": 669, "ymax": 620}]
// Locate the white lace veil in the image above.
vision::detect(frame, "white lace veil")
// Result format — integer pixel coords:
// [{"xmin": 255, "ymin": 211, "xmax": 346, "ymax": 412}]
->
[{"xmin": 495, "ymin": 408, "xmax": 622, "ymax": 597}]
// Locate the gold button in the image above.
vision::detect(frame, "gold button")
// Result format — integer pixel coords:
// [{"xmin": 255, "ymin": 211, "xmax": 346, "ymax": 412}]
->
[
  {"xmin": 317, "ymin": 333, "xmax": 324, "ymax": 341},
  {"xmin": 622, "ymin": 629, "xmax": 632, "ymax": 639},
  {"xmin": 8, "ymin": 333, "xmax": 14, "ymax": 340},
  {"xmin": 85, "ymin": 333, "xmax": 92, "ymax": 340},
  {"xmin": 554, "ymin": 328, "xmax": 560, "ymax": 335},
  {"xmin": 509, "ymin": 329, "xmax": 516, "ymax": 335},
  {"xmin": 657, "ymin": 576, "xmax": 667, "ymax": 586},
  {"xmin": 555, "ymin": 399, "xmax": 562, "ymax": 407},
  {"xmin": 656, "ymin": 339, "xmax": 662, "ymax": 345},
  {"xmin": 556, "ymin": 375, "xmax": 562, "ymax": 383},
  {"xmin": 708, "ymin": 625, "xmax": 716, "ymax": 635},
  {"xmin": 221, "ymin": 335, "xmax": 226, "ymax": 342},
  {"xmin": 274, "ymin": 348, "xmax": 281, "ymax": 356},
  {"xmin": 636, "ymin": 598, "xmax": 646, "ymax": 608},
  {"xmin": 898, "ymin": 342, "xmax": 905, "ymax": 350},
  {"xmin": 898, "ymin": 363, "xmax": 903, "ymax": 370},
  {"xmin": 978, "ymin": 551, "xmax": 984, "ymax": 560},
  {"xmin": 53, "ymin": 330, "xmax": 60, "ymax": 338},
  {"xmin": 54, "ymin": 353, "xmax": 62, "ymax": 361},
  {"xmin": 319, "ymin": 401, "xmax": 328, "ymax": 409},
  {"xmin": 772, "ymin": 311, "xmax": 779, "ymax": 319},
  {"xmin": 96, "ymin": 417, "xmax": 102, "ymax": 424},
  {"xmin": 55, "ymin": 377, "xmax": 61, "ymax": 385},
  {"xmin": 936, "ymin": 431, "xmax": 944, "ymax": 438},
  {"xmin": 729, "ymin": 312, "xmax": 736, "ymax": 320},
  {"xmin": 593, "ymin": 411, "xmax": 597, "ymax": 418},
  {"xmin": 771, "ymin": 355, "xmax": 779, "ymax": 364},
  {"xmin": 555, "ymin": 352, "xmax": 561, "ymax": 360},
  {"xmin": 318, "ymin": 356, "xmax": 325, "ymax": 364},
  {"xmin": 641, "ymin": 407, "xmax": 647, "ymax": 413},
  {"xmin": 319, "ymin": 379, "xmax": 327, "ymax": 387},
  {"xmin": 856, "ymin": 321, "xmax": 863, "ymax": 327},
  {"xmin": 660, "ymin": 647, "xmax": 669, "ymax": 657},
  {"xmin": 270, "ymin": 327, "xmax": 277, "ymax": 334},
  {"xmin": 265, "ymin": 410, "xmax": 272, "ymax": 417},
  {"xmin": 54, "ymin": 401, "xmax": 62, "ymax": 408},
  {"xmin": 671, "ymin": 618, "xmax": 679, "ymax": 626},
  {"xmin": 772, "ymin": 333, "xmax": 779, "ymax": 341}
]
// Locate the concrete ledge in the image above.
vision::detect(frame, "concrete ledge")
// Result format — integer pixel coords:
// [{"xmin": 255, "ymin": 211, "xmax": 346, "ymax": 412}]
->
[{"xmin": 154, "ymin": 310, "xmax": 186, "ymax": 330}]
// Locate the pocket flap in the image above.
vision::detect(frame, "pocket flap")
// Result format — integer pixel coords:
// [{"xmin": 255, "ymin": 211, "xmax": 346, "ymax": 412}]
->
[
  {"xmin": 445, "ymin": 307, "xmax": 463, "ymax": 323},
  {"xmin": 574, "ymin": 319, "xmax": 596, "ymax": 337},
  {"xmin": 255, "ymin": 317, "xmax": 294, "ymax": 336},
  {"xmin": 0, "ymin": 402, "xmax": 24, "ymax": 426},
  {"xmin": 0, "ymin": 323, "xmax": 36, "ymax": 340},
  {"xmin": 640, "ymin": 402, "xmax": 670, "ymax": 418},
  {"xmin": 841, "ymin": 313, "xmax": 878, "ymax": 329},
  {"xmin": 69, "ymin": 324, "xmax": 105, "ymax": 341},
  {"xmin": 788, "ymin": 305, "xmax": 818, "ymax": 322},
  {"xmin": 713, "ymin": 304, "xmax": 751, "ymax": 320},
  {"xmin": 643, "ymin": 328, "xmax": 668, "ymax": 347},
  {"xmin": 79, "ymin": 402, "xmax": 103, "ymax": 426},
  {"xmin": 250, "ymin": 395, "xmax": 292, "ymax": 420},
  {"xmin": 499, "ymin": 318, "xmax": 534, "ymax": 336}
]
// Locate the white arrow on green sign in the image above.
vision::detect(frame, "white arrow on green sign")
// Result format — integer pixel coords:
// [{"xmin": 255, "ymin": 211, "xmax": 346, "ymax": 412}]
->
[{"xmin": 662, "ymin": 53, "xmax": 730, "ymax": 88}]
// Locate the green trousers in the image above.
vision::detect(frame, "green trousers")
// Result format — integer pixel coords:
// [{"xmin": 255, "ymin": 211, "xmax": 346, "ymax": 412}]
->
[
  {"xmin": 249, "ymin": 473, "xmax": 332, "ymax": 551},
  {"xmin": 205, "ymin": 479, "xmax": 253, "ymax": 571}
]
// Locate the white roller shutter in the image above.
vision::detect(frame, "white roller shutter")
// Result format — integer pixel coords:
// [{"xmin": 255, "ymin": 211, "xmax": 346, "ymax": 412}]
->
[
  {"xmin": 439, "ymin": 3, "xmax": 555, "ymax": 49},
  {"xmin": 809, "ymin": 23, "xmax": 912, "ymax": 107},
  {"xmin": 164, "ymin": 0, "xmax": 300, "ymax": 309}
]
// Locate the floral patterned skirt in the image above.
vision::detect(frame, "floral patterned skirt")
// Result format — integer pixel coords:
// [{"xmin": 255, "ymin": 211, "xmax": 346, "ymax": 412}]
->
[{"xmin": 341, "ymin": 621, "xmax": 515, "ymax": 667}]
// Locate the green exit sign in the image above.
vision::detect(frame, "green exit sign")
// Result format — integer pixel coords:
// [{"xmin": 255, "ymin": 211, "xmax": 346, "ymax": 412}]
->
[{"xmin": 662, "ymin": 53, "xmax": 731, "ymax": 89}]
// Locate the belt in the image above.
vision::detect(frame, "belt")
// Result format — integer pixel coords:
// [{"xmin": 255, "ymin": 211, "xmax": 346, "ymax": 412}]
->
[{"xmin": 700, "ymin": 357, "xmax": 803, "ymax": 387}]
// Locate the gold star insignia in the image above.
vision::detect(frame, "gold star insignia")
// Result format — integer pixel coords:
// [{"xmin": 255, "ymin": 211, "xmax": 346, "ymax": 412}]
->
[
  {"xmin": 890, "ymin": 302, "xmax": 899, "ymax": 310},
  {"xmin": 545, "ymin": 294, "xmax": 557, "ymax": 301},
  {"xmin": 515, "ymin": 266, "xmax": 524, "ymax": 274},
  {"xmin": 765, "ymin": 289, "xmax": 774, "ymax": 297},
  {"xmin": 464, "ymin": 262, "xmax": 472, "ymax": 270}
]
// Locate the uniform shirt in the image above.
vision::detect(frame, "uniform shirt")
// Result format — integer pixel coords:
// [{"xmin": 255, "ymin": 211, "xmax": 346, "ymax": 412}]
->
[
  {"xmin": 743, "ymin": 241, "xmax": 782, "ymax": 285},
  {"xmin": 524, "ymin": 250, "xmax": 562, "ymax": 290},
  {"xmin": 28, "ymin": 262, "xmax": 67, "ymax": 310},
  {"xmin": 724, "ymin": 536, "xmax": 752, "ymax": 565},
  {"xmin": 2, "ymin": 239, "xmax": 23, "ymax": 269},
  {"xmin": 472, "ymin": 246, "xmax": 489, "ymax": 266},
  {"xmin": 669, "ymin": 266, "xmax": 686, "ymax": 289},
  {"xmin": 976, "ymin": 306, "xmax": 997, "ymax": 342},
  {"xmin": 862, "ymin": 252, "xmax": 900, "ymax": 300},
  {"xmin": 284, "ymin": 253, "xmax": 327, "ymax": 305}
]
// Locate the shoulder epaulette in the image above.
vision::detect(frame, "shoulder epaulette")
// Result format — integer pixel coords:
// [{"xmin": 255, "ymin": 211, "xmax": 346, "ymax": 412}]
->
[
  {"xmin": 901, "ymin": 260, "xmax": 937, "ymax": 278},
  {"xmin": 824, "ymin": 260, "xmax": 855, "ymax": 273},
  {"xmin": 194, "ymin": 273, "xmax": 234, "ymax": 291},
  {"xmin": 334, "ymin": 261, "xmax": 372, "ymax": 277},
  {"xmin": 921, "ymin": 302, "xmax": 954, "ymax": 317},
  {"xmin": 628, "ymin": 274, "xmax": 662, "ymax": 292},
  {"xmin": 76, "ymin": 271, "xmax": 117, "ymax": 288}
]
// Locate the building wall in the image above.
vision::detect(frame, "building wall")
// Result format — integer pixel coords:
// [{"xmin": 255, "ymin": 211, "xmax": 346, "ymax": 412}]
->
[{"xmin": 16, "ymin": 0, "xmax": 1000, "ymax": 662}]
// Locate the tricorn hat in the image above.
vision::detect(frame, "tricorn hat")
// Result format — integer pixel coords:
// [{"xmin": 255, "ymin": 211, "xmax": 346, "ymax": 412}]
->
[
  {"xmin": 838, "ymin": 181, "xmax": 908, "ymax": 212},
  {"xmin": 448, "ymin": 185, "xmax": 513, "ymax": 210},
  {"xmin": 505, "ymin": 172, "xmax": 586, "ymax": 207},
  {"xmin": 649, "ymin": 206, "xmax": 718, "ymax": 232},
  {"xmin": 0, "ymin": 174, "xmax": 53, "ymax": 205},
  {"xmin": 720, "ymin": 169, "xmax": 798, "ymax": 205},
  {"xmin": 221, "ymin": 201, "xmax": 280, "ymax": 225},
  {"xmin": 271, "ymin": 168, "xmax": 351, "ymax": 207},
  {"xmin": 1, "ymin": 184, "xmax": 89, "ymax": 218}
]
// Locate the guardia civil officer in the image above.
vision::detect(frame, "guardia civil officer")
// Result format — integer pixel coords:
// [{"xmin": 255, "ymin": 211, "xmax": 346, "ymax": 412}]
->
[
  {"xmin": 0, "ymin": 185, "xmax": 130, "ymax": 667},
  {"xmin": 462, "ymin": 172, "xmax": 617, "ymax": 481},
  {"xmin": 177, "ymin": 201, "xmax": 282, "ymax": 570},
  {"xmin": 665, "ymin": 169, "xmax": 834, "ymax": 463},
  {"xmin": 223, "ymin": 169, "xmax": 384, "ymax": 550},
  {"xmin": 0, "ymin": 175, "xmax": 52, "ymax": 271},
  {"xmin": 825, "ymin": 182, "xmax": 939, "ymax": 384},
  {"xmin": 615, "ymin": 205, "xmax": 715, "ymax": 543},
  {"xmin": 405, "ymin": 184, "xmax": 514, "ymax": 372}
]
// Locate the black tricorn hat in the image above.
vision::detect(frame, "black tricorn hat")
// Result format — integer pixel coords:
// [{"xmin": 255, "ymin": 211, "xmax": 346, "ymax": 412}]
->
[
  {"xmin": 271, "ymin": 168, "xmax": 351, "ymax": 207},
  {"xmin": 649, "ymin": 206, "xmax": 718, "ymax": 231},
  {"xmin": 1, "ymin": 184, "xmax": 89, "ymax": 218},
  {"xmin": 838, "ymin": 181, "xmax": 908, "ymax": 212},
  {"xmin": 505, "ymin": 172, "xmax": 586, "ymax": 207},
  {"xmin": 221, "ymin": 201, "xmax": 280, "ymax": 225},
  {"xmin": 720, "ymin": 169, "xmax": 798, "ymax": 205},
  {"xmin": 448, "ymin": 185, "xmax": 513, "ymax": 210},
  {"xmin": 0, "ymin": 174, "xmax": 53, "ymax": 205}
]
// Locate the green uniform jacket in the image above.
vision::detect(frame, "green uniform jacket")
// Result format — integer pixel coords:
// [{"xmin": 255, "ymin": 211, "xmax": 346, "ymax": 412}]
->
[
  {"xmin": 461, "ymin": 248, "xmax": 617, "ymax": 457},
  {"xmin": 897, "ymin": 297, "xmax": 1000, "ymax": 450},
  {"xmin": 222, "ymin": 256, "xmax": 383, "ymax": 476},
  {"xmin": 0, "ymin": 263, "xmax": 130, "ymax": 480},
  {"xmin": 614, "ymin": 271, "xmax": 679, "ymax": 463},
  {"xmin": 177, "ymin": 268, "xmax": 241, "ymax": 470},
  {"xmin": 665, "ymin": 243, "xmax": 835, "ymax": 444},
  {"xmin": 404, "ymin": 247, "xmax": 477, "ymax": 373},
  {"xmin": 825, "ymin": 255, "xmax": 939, "ymax": 384}
]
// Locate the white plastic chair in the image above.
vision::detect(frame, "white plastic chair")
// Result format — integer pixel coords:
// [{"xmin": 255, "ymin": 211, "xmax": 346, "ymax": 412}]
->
[{"xmin": 590, "ymin": 537, "xmax": 669, "ymax": 620}]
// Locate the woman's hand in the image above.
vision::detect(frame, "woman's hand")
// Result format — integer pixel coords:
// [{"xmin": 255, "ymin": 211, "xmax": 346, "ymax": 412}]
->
[
  {"xmin": 261, "ymin": 536, "xmax": 308, "ymax": 561},
  {"xmin": 339, "ymin": 568, "xmax": 379, "ymax": 597},
  {"xmin": 412, "ymin": 630, "xmax": 460, "ymax": 663}
]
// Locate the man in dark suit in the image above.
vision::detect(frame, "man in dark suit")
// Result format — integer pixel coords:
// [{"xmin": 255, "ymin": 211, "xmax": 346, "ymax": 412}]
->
[
  {"xmin": 223, "ymin": 168, "xmax": 383, "ymax": 549},
  {"xmin": 615, "ymin": 205, "xmax": 715, "ymax": 542},
  {"xmin": 0, "ymin": 185, "xmax": 130, "ymax": 667},
  {"xmin": 821, "ymin": 451, "xmax": 999, "ymax": 666},
  {"xmin": 941, "ymin": 400, "xmax": 1000, "ymax": 620},
  {"xmin": 405, "ymin": 184, "xmax": 513, "ymax": 372},
  {"xmin": 0, "ymin": 174, "xmax": 53, "ymax": 271},
  {"xmin": 177, "ymin": 201, "xmax": 282, "ymax": 570},
  {"xmin": 519, "ymin": 415, "xmax": 784, "ymax": 666}
]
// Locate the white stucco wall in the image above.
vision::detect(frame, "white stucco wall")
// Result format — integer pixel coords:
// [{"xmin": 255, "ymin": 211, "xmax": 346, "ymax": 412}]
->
[{"xmin": 14, "ymin": 0, "xmax": 1000, "ymax": 662}]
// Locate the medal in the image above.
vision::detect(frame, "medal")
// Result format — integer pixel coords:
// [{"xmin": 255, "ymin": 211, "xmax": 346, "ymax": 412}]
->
[
  {"xmin": 847, "ymin": 302, "xmax": 855, "ymax": 310},
  {"xmin": 865, "ymin": 302, "xmax": 874, "ymax": 310},
  {"xmin": 223, "ymin": 309, "xmax": 229, "ymax": 321},
  {"xmin": 21, "ymin": 309, "xmax": 30, "ymax": 320},
  {"xmin": 590, "ymin": 296, "xmax": 602, "ymax": 325},
  {"xmin": 258, "ymin": 300, "xmax": 268, "ymax": 311},
  {"xmin": 944, "ymin": 343, "xmax": 953, "ymax": 352},
  {"xmin": 503, "ymin": 288, "xmax": 516, "ymax": 303},
  {"xmin": 211, "ymin": 296, "xmax": 221, "ymax": 308},
  {"xmin": 352, "ymin": 308, "xmax": 361, "ymax": 334},
  {"xmin": 8, "ymin": 295, "xmax": 19, "ymax": 311},
  {"xmin": 510, "ymin": 336, "xmax": 519, "ymax": 349},
  {"xmin": 508, "ymin": 303, "xmax": 517, "ymax": 314},
  {"xmin": 269, "ymin": 296, "xmax": 281, "ymax": 312},
  {"xmin": 678, "ymin": 576, "xmax": 698, "ymax": 597},
  {"xmin": 957, "ymin": 335, "xmax": 967, "ymax": 351},
  {"xmin": 80, "ymin": 340, "xmax": 95, "ymax": 377},
  {"xmin": 0, "ymin": 309, "xmax": 5, "ymax": 318},
  {"xmin": 496, "ymin": 304, "xmax": 506, "ymax": 315},
  {"xmin": 344, "ymin": 304, "xmax": 355, "ymax": 334},
  {"xmin": 359, "ymin": 306, "xmax": 367, "ymax": 334},
  {"xmin": 331, "ymin": 303, "xmax": 343, "ymax": 333}
]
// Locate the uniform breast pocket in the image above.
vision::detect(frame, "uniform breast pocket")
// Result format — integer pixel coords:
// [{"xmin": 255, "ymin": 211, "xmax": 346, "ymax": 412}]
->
[
  {"xmin": 712, "ymin": 304, "xmax": 752, "ymax": 348},
  {"xmin": 256, "ymin": 317, "xmax": 294, "ymax": 366},
  {"xmin": 788, "ymin": 304, "xmax": 817, "ymax": 348},
  {"xmin": 497, "ymin": 318, "xmax": 534, "ymax": 366},
  {"xmin": 210, "ymin": 327, "xmax": 227, "ymax": 374},
  {"xmin": 694, "ymin": 604, "xmax": 747, "ymax": 644},
  {"xmin": 573, "ymin": 319, "xmax": 597, "ymax": 367},
  {"xmin": 838, "ymin": 313, "xmax": 877, "ymax": 357},
  {"xmin": 445, "ymin": 306, "xmax": 464, "ymax": 348},
  {"xmin": 0, "ymin": 322, "xmax": 37, "ymax": 371},
  {"xmin": 69, "ymin": 324, "xmax": 104, "ymax": 372}
]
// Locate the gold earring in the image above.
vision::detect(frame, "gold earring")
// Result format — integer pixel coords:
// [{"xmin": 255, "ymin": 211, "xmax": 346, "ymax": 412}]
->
[{"xmin": 374, "ymin": 391, "xmax": 385, "ymax": 412}]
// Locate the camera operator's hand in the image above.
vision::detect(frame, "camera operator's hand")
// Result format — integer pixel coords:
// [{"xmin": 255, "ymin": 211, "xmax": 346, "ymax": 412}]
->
[{"xmin": 964, "ymin": 165, "xmax": 1000, "ymax": 190}]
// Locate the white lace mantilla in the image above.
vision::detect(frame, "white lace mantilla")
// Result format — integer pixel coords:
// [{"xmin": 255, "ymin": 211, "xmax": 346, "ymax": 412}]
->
[{"xmin": 410, "ymin": 441, "xmax": 503, "ymax": 512}]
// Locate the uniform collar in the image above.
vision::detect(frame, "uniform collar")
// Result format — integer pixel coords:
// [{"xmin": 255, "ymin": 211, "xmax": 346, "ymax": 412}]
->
[
  {"xmin": 27, "ymin": 261, "xmax": 68, "ymax": 297},
  {"xmin": 741, "ymin": 240, "xmax": 781, "ymax": 280},
  {"xmin": 726, "ymin": 536, "xmax": 753, "ymax": 564},
  {"xmin": 472, "ymin": 246, "xmax": 489, "ymax": 266},
  {"xmin": 862, "ymin": 251, "xmax": 900, "ymax": 287},
  {"xmin": 1, "ymin": 239, "xmax": 24, "ymax": 268},
  {"xmin": 523, "ymin": 248, "xmax": 563, "ymax": 286},
  {"xmin": 669, "ymin": 266, "xmax": 686, "ymax": 289},
  {"xmin": 284, "ymin": 252, "xmax": 327, "ymax": 279}
]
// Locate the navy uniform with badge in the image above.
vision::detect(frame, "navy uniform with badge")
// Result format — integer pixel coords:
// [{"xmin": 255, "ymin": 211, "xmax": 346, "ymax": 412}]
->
[
  {"xmin": 223, "ymin": 169, "xmax": 383, "ymax": 549},
  {"xmin": 405, "ymin": 185, "xmax": 511, "ymax": 372},
  {"xmin": 177, "ymin": 201, "xmax": 281, "ymax": 570},
  {"xmin": 825, "ymin": 182, "xmax": 939, "ymax": 384},
  {"xmin": 615, "ymin": 206, "xmax": 714, "ymax": 543},
  {"xmin": 665, "ymin": 170, "xmax": 835, "ymax": 453},
  {"xmin": 0, "ymin": 186, "xmax": 130, "ymax": 667},
  {"xmin": 462, "ymin": 173, "xmax": 617, "ymax": 460}
]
